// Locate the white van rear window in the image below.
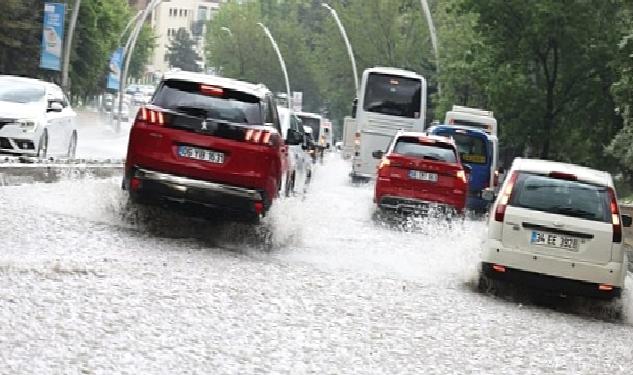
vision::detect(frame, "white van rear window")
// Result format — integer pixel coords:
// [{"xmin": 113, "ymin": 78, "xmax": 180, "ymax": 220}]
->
[{"xmin": 510, "ymin": 173, "xmax": 610, "ymax": 222}]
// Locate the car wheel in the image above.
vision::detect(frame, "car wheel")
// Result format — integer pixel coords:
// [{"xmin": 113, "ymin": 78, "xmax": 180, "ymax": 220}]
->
[
  {"xmin": 284, "ymin": 172, "xmax": 293, "ymax": 197},
  {"xmin": 36, "ymin": 130, "xmax": 48, "ymax": 158},
  {"xmin": 67, "ymin": 131, "xmax": 77, "ymax": 158}
]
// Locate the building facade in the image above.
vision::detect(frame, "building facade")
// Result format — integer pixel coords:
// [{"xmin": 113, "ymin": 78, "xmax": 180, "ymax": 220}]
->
[{"xmin": 144, "ymin": 0, "xmax": 226, "ymax": 74}]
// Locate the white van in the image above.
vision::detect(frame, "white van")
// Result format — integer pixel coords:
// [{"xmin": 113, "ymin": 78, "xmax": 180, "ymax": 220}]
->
[
  {"xmin": 445, "ymin": 105, "xmax": 497, "ymax": 136},
  {"xmin": 351, "ymin": 67, "xmax": 427, "ymax": 181},
  {"xmin": 278, "ymin": 106, "xmax": 310, "ymax": 195},
  {"xmin": 481, "ymin": 158, "xmax": 632, "ymax": 299}
]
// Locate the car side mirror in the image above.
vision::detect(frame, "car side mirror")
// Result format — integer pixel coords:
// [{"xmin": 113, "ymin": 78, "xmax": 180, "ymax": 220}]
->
[
  {"xmin": 47, "ymin": 101, "xmax": 63, "ymax": 113},
  {"xmin": 372, "ymin": 150, "xmax": 384, "ymax": 159},
  {"xmin": 622, "ymin": 214, "xmax": 632, "ymax": 228},
  {"xmin": 351, "ymin": 98, "xmax": 358, "ymax": 119},
  {"xmin": 482, "ymin": 189, "xmax": 495, "ymax": 202},
  {"xmin": 285, "ymin": 128, "xmax": 302, "ymax": 146},
  {"xmin": 463, "ymin": 164, "xmax": 472, "ymax": 174},
  {"xmin": 497, "ymin": 167, "xmax": 506, "ymax": 175}
]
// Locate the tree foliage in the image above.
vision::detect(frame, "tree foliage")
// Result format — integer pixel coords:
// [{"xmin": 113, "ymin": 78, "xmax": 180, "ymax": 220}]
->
[
  {"xmin": 167, "ymin": 28, "xmax": 202, "ymax": 72},
  {"xmin": 0, "ymin": 0, "xmax": 156, "ymax": 98}
]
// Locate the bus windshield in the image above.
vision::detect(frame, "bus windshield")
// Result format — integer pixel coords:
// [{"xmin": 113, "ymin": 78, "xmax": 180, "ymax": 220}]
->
[
  {"xmin": 363, "ymin": 73, "xmax": 422, "ymax": 119},
  {"xmin": 436, "ymin": 132, "xmax": 488, "ymax": 165}
]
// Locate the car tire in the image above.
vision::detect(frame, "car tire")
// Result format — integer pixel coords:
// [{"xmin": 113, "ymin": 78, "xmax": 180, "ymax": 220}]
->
[
  {"xmin": 67, "ymin": 131, "xmax": 77, "ymax": 158},
  {"xmin": 37, "ymin": 130, "xmax": 48, "ymax": 159}
]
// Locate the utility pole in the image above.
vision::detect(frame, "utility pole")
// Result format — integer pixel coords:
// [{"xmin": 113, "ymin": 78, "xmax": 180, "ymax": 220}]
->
[{"xmin": 61, "ymin": 0, "xmax": 82, "ymax": 95}]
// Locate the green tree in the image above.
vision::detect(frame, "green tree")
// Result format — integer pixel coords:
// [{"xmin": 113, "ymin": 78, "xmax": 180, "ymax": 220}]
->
[
  {"xmin": 129, "ymin": 24, "xmax": 157, "ymax": 80},
  {"xmin": 167, "ymin": 28, "xmax": 202, "ymax": 72},
  {"xmin": 456, "ymin": 0, "xmax": 623, "ymax": 169},
  {"xmin": 0, "ymin": 0, "xmax": 44, "ymax": 77}
]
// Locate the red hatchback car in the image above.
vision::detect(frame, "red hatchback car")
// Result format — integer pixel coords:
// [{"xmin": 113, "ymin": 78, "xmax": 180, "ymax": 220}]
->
[
  {"xmin": 123, "ymin": 71, "xmax": 303, "ymax": 220},
  {"xmin": 373, "ymin": 132, "xmax": 469, "ymax": 215}
]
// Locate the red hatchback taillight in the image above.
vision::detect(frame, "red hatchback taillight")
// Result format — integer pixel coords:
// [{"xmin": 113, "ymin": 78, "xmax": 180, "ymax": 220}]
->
[
  {"xmin": 494, "ymin": 171, "xmax": 518, "ymax": 222},
  {"xmin": 136, "ymin": 107, "xmax": 166, "ymax": 126},
  {"xmin": 608, "ymin": 188, "xmax": 622, "ymax": 243}
]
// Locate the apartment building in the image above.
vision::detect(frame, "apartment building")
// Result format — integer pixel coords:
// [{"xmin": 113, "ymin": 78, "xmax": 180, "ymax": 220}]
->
[{"xmin": 144, "ymin": 0, "xmax": 227, "ymax": 73}]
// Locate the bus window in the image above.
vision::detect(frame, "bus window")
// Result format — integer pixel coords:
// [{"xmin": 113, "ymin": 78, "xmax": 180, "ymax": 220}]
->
[{"xmin": 363, "ymin": 73, "xmax": 421, "ymax": 119}]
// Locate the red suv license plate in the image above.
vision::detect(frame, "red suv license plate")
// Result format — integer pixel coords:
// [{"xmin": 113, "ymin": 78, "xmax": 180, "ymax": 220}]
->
[
  {"xmin": 178, "ymin": 145, "xmax": 225, "ymax": 164},
  {"xmin": 409, "ymin": 170, "xmax": 438, "ymax": 182}
]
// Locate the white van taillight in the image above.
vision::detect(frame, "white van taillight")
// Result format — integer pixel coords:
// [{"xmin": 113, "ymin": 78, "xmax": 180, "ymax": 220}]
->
[
  {"xmin": 494, "ymin": 171, "xmax": 518, "ymax": 222},
  {"xmin": 608, "ymin": 188, "xmax": 622, "ymax": 243},
  {"xmin": 354, "ymin": 132, "xmax": 361, "ymax": 146},
  {"xmin": 137, "ymin": 107, "xmax": 166, "ymax": 126}
]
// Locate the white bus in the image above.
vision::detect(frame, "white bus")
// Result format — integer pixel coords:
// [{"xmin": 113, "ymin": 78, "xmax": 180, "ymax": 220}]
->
[{"xmin": 351, "ymin": 67, "xmax": 427, "ymax": 181}]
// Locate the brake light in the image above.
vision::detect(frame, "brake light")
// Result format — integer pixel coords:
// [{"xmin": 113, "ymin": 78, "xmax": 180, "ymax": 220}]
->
[
  {"xmin": 354, "ymin": 132, "xmax": 361, "ymax": 147},
  {"xmin": 492, "ymin": 264, "xmax": 506, "ymax": 273},
  {"xmin": 494, "ymin": 171, "xmax": 518, "ymax": 222},
  {"xmin": 493, "ymin": 169, "xmax": 500, "ymax": 187},
  {"xmin": 456, "ymin": 170, "xmax": 467, "ymax": 183},
  {"xmin": 549, "ymin": 171, "xmax": 577, "ymax": 181},
  {"xmin": 608, "ymin": 188, "xmax": 622, "ymax": 243},
  {"xmin": 136, "ymin": 107, "xmax": 165, "ymax": 126},
  {"xmin": 200, "ymin": 84, "xmax": 224, "ymax": 97},
  {"xmin": 378, "ymin": 158, "xmax": 390, "ymax": 170},
  {"xmin": 245, "ymin": 129, "xmax": 276, "ymax": 146}
]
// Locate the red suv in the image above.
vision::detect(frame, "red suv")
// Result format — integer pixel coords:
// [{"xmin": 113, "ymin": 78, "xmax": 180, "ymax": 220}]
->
[
  {"xmin": 123, "ymin": 71, "xmax": 303, "ymax": 220},
  {"xmin": 373, "ymin": 131, "xmax": 469, "ymax": 215}
]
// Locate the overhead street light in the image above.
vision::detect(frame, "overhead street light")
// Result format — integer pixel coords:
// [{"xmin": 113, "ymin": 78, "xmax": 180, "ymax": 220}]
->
[
  {"xmin": 321, "ymin": 3, "xmax": 359, "ymax": 94},
  {"xmin": 420, "ymin": 0, "xmax": 440, "ymax": 95},
  {"xmin": 118, "ymin": 10, "xmax": 143, "ymax": 46},
  {"xmin": 257, "ymin": 23, "xmax": 291, "ymax": 110},
  {"xmin": 116, "ymin": 0, "xmax": 162, "ymax": 133}
]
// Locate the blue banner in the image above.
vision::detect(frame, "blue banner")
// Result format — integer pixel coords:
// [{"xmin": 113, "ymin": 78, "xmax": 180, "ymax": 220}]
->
[
  {"xmin": 39, "ymin": 2, "xmax": 66, "ymax": 71},
  {"xmin": 107, "ymin": 48, "xmax": 124, "ymax": 90}
]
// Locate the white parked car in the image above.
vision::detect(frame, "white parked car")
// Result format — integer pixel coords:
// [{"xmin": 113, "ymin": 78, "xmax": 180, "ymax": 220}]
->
[
  {"xmin": 277, "ymin": 106, "xmax": 311, "ymax": 195},
  {"xmin": 0, "ymin": 76, "xmax": 77, "ymax": 158},
  {"xmin": 480, "ymin": 158, "xmax": 632, "ymax": 299}
]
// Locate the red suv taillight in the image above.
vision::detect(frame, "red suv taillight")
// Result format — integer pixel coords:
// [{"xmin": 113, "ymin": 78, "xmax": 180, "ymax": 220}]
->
[
  {"xmin": 494, "ymin": 171, "xmax": 518, "ymax": 222},
  {"xmin": 244, "ymin": 128, "xmax": 279, "ymax": 147},
  {"xmin": 136, "ymin": 107, "xmax": 166, "ymax": 126},
  {"xmin": 608, "ymin": 188, "xmax": 622, "ymax": 243}
]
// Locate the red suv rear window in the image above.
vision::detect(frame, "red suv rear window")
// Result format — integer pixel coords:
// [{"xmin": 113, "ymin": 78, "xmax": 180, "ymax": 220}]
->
[
  {"xmin": 153, "ymin": 79, "xmax": 262, "ymax": 125},
  {"xmin": 393, "ymin": 137, "xmax": 457, "ymax": 163}
]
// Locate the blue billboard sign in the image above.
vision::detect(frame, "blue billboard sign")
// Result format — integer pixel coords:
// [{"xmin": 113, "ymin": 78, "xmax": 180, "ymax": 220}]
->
[
  {"xmin": 107, "ymin": 48, "xmax": 124, "ymax": 91},
  {"xmin": 39, "ymin": 2, "xmax": 66, "ymax": 71}
]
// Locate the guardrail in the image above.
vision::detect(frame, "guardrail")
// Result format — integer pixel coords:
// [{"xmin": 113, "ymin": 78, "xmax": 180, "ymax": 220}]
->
[{"xmin": 0, "ymin": 157, "xmax": 124, "ymax": 186}]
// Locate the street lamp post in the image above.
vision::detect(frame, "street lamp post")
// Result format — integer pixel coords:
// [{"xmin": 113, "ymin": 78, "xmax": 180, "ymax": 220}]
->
[
  {"xmin": 61, "ymin": 0, "xmax": 82, "ymax": 94},
  {"xmin": 117, "ymin": 10, "xmax": 143, "ymax": 46},
  {"xmin": 420, "ymin": 0, "xmax": 440, "ymax": 95},
  {"xmin": 321, "ymin": 3, "xmax": 358, "ymax": 94},
  {"xmin": 115, "ymin": 0, "xmax": 162, "ymax": 133},
  {"xmin": 257, "ymin": 23, "xmax": 291, "ymax": 110}
]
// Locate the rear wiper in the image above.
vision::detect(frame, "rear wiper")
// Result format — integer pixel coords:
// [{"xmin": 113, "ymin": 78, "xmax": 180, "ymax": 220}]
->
[
  {"xmin": 174, "ymin": 105, "xmax": 207, "ymax": 118},
  {"xmin": 421, "ymin": 155, "xmax": 441, "ymax": 161},
  {"xmin": 551, "ymin": 206, "xmax": 595, "ymax": 219}
]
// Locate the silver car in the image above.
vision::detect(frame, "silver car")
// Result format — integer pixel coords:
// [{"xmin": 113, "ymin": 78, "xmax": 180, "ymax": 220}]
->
[{"xmin": 0, "ymin": 76, "xmax": 77, "ymax": 158}]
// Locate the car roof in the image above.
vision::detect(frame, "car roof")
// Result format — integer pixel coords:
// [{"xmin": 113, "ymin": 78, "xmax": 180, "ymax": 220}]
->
[
  {"xmin": 162, "ymin": 71, "xmax": 270, "ymax": 99},
  {"xmin": 396, "ymin": 131, "xmax": 455, "ymax": 146},
  {"xmin": 429, "ymin": 124, "xmax": 490, "ymax": 137},
  {"xmin": 0, "ymin": 75, "xmax": 59, "ymax": 91},
  {"xmin": 511, "ymin": 158, "xmax": 613, "ymax": 187}
]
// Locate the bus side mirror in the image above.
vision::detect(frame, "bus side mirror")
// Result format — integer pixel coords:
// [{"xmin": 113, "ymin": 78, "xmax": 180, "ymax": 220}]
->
[
  {"xmin": 351, "ymin": 98, "xmax": 358, "ymax": 119},
  {"xmin": 482, "ymin": 189, "xmax": 495, "ymax": 202},
  {"xmin": 372, "ymin": 150, "xmax": 384, "ymax": 159},
  {"xmin": 623, "ymin": 214, "xmax": 632, "ymax": 228}
]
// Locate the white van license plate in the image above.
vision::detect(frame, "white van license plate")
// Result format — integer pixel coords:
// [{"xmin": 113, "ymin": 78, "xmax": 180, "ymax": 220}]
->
[
  {"xmin": 409, "ymin": 170, "xmax": 438, "ymax": 182},
  {"xmin": 178, "ymin": 146, "xmax": 225, "ymax": 164},
  {"xmin": 530, "ymin": 231, "xmax": 579, "ymax": 250}
]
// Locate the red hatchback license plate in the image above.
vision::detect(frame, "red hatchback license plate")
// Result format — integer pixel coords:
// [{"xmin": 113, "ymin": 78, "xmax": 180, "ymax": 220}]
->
[
  {"xmin": 178, "ymin": 145, "xmax": 225, "ymax": 164},
  {"xmin": 408, "ymin": 170, "xmax": 438, "ymax": 182}
]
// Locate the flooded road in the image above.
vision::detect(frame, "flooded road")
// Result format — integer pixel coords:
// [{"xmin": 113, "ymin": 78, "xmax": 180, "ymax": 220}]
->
[{"xmin": 1, "ymin": 153, "xmax": 632, "ymax": 374}]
